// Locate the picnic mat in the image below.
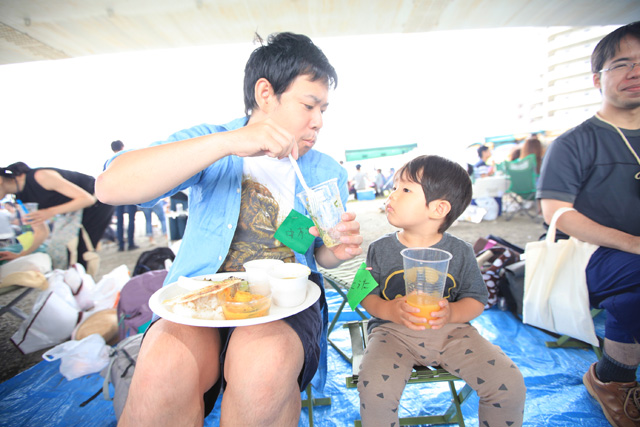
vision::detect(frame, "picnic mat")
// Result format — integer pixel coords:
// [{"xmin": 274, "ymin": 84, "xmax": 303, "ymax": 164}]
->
[{"xmin": 0, "ymin": 288, "xmax": 630, "ymax": 426}]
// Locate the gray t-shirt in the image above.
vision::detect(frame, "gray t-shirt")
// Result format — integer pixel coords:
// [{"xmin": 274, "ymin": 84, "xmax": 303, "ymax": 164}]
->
[
  {"xmin": 365, "ymin": 232, "xmax": 487, "ymax": 333},
  {"xmin": 537, "ymin": 116, "xmax": 640, "ymax": 237}
]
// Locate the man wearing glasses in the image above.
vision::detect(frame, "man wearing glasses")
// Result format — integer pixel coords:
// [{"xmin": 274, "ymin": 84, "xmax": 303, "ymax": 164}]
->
[{"xmin": 537, "ymin": 21, "xmax": 640, "ymax": 427}]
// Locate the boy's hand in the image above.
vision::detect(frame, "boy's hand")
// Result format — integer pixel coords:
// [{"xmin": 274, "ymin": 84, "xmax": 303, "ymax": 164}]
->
[
  {"xmin": 397, "ymin": 298, "xmax": 450, "ymax": 330},
  {"xmin": 427, "ymin": 299, "xmax": 451, "ymax": 330},
  {"xmin": 392, "ymin": 297, "xmax": 429, "ymax": 331}
]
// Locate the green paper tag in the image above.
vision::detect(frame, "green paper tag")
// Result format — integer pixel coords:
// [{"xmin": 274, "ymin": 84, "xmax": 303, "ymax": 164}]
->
[
  {"xmin": 274, "ymin": 209, "xmax": 316, "ymax": 254},
  {"xmin": 347, "ymin": 262, "xmax": 378, "ymax": 311}
]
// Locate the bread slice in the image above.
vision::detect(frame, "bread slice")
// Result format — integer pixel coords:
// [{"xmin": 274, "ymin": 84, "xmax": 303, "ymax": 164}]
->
[{"xmin": 163, "ymin": 276, "xmax": 242, "ymax": 320}]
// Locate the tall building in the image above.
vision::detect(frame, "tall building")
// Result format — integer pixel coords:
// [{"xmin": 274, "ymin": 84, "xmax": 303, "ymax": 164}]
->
[{"xmin": 528, "ymin": 25, "xmax": 619, "ymax": 137}]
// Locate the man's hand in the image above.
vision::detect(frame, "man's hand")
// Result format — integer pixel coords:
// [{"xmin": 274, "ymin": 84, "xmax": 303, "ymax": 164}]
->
[
  {"xmin": 227, "ymin": 118, "xmax": 299, "ymax": 160},
  {"xmin": 312, "ymin": 211, "xmax": 363, "ymax": 268}
]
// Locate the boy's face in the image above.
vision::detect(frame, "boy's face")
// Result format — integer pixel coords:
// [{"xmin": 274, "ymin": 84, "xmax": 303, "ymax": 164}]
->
[
  {"xmin": 268, "ymin": 74, "xmax": 330, "ymax": 157},
  {"xmin": 384, "ymin": 173, "xmax": 431, "ymax": 230}
]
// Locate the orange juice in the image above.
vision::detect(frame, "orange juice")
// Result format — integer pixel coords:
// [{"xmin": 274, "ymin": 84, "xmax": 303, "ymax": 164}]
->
[{"xmin": 407, "ymin": 293, "xmax": 441, "ymax": 327}]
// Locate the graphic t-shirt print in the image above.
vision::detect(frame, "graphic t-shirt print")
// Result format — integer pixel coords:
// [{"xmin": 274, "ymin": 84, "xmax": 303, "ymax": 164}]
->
[{"xmin": 220, "ymin": 177, "xmax": 295, "ymax": 272}]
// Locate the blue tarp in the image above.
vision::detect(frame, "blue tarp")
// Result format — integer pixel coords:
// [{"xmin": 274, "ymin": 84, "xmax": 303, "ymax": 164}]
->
[{"xmin": 0, "ymin": 289, "xmax": 634, "ymax": 426}]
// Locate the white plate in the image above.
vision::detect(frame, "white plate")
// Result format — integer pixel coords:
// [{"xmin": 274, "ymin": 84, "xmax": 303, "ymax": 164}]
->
[{"xmin": 149, "ymin": 272, "xmax": 321, "ymax": 327}]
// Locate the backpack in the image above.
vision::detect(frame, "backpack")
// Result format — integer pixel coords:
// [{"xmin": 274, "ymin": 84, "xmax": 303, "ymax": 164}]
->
[
  {"xmin": 131, "ymin": 247, "xmax": 175, "ymax": 277},
  {"xmin": 117, "ymin": 269, "xmax": 167, "ymax": 341},
  {"xmin": 80, "ymin": 333, "xmax": 143, "ymax": 419}
]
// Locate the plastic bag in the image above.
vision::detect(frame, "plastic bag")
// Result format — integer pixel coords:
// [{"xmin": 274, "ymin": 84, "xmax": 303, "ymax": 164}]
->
[
  {"xmin": 474, "ymin": 197, "xmax": 499, "ymax": 221},
  {"xmin": 42, "ymin": 334, "xmax": 111, "ymax": 381},
  {"xmin": 11, "ymin": 290, "xmax": 81, "ymax": 354},
  {"xmin": 92, "ymin": 264, "xmax": 130, "ymax": 311}
]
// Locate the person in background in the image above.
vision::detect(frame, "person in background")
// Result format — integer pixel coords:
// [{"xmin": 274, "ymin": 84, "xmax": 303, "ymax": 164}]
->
[
  {"xmin": 473, "ymin": 145, "xmax": 502, "ymax": 217},
  {"xmin": 519, "ymin": 135, "xmax": 544, "ymax": 174},
  {"xmin": 109, "ymin": 140, "xmax": 139, "ymax": 251},
  {"xmin": 373, "ymin": 168, "xmax": 385, "ymax": 196},
  {"xmin": 140, "ymin": 197, "xmax": 168, "ymax": 244},
  {"xmin": 508, "ymin": 145, "xmax": 522, "ymax": 161},
  {"xmin": 537, "ymin": 21, "xmax": 640, "ymax": 426},
  {"xmin": 97, "ymin": 32, "xmax": 363, "ymax": 426},
  {"xmin": 382, "ymin": 167, "xmax": 396, "ymax": 193},
  {"xmin": 352, "ymin": 164, "xmax": 368, "ymax": 192},
  {"xmin": 474, "ymin": 145, "xmax": 494, "ymax": 178},
  {"xmin": 0, "ymin": 162, "xmax": 114, "ymax": 270},
  {"xmin": 358, "ymin": 155, "xmax": 525, "ymax": 426}
]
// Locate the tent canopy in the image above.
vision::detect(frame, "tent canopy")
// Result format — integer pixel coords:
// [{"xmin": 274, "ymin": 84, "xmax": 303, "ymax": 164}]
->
[{"xmin": 345, "ymin": 144, "xmax": 417, "ymax": 162}]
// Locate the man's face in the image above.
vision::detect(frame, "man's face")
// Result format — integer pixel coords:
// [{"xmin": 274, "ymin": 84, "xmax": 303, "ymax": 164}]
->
[
  {"xmin": 594, "ymin": 35, "xmax": 640, "ymax": 112},
  {"xmin": 269, "ymin": 75, "xmax": 329, "ymax": 157}
]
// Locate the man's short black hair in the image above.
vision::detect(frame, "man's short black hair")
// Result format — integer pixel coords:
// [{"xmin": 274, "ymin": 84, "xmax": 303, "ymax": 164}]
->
[
  {"xmin": 243, "ymin": 32, "xmax": 338, "ymax": 116},
  {"xmin": 591, "ymin": 21, "xmax": 640, "ymax": 73},
  {"xmin": 396, "ymin": 155, "xmax": 472, "ymax": 234}
]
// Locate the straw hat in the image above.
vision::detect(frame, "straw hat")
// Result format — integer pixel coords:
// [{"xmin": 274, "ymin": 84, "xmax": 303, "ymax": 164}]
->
[{"xmin": 73, "ymin": 308, "xmax": 119, "ymax": 345}]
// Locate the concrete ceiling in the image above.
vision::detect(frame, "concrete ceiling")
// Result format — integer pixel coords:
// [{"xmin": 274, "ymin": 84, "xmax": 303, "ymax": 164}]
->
[{"xmin": 1, "ymin": 0, "xmax": 640, "ymax": 66}]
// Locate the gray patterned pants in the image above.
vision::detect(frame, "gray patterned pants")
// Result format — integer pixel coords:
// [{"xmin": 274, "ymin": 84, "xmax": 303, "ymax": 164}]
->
[{"xmin": 357, "ymin": 322, "xmax": 526, "ymax": 427}]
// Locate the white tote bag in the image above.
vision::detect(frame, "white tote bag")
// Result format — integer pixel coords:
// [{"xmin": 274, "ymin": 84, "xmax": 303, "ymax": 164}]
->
[{"xmin": 522, "ymin": 207, "xmax": 599, "ymax": 347}]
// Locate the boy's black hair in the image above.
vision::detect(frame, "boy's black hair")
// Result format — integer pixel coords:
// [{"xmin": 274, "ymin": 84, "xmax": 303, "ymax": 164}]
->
[
  {"xmin": 243, "ymin": 32, "xmax": 338, "ymax": 115},
  {"xmin": 591, "ymin": 21, "xmax": 640, "ymax": 73},
  {"xmin": 396, "ymin": 155, "xmax": 472, "ymax": 234}
]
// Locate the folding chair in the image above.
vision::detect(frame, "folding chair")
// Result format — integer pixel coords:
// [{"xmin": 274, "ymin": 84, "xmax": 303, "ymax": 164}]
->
[
  {"xmin": 317, "ymin": 257, "xmax": 369, "ymax": 363},
  {"xmin": 0, "ymin": 285, "xmax": 34, "ymax": 320},
  {"xmin": 301, "ymin": 383, "xmax": 331, "ymax": 427},
  {"xmin": 545, "ymin": 308, "xmax": 604, "ymax": 359},
  {"xmin": 501, "ymin": 154, "xmax": 538, "ymax": 221},
  {"xmin": 344, "ymin": 320, "xmax": 473, "ymax": 427}
]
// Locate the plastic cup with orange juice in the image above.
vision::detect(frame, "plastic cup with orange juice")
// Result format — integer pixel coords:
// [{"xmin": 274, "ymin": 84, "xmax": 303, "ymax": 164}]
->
[{"xmin": 401, "ymin": 247, "xmax": 452, "ymax": 328}]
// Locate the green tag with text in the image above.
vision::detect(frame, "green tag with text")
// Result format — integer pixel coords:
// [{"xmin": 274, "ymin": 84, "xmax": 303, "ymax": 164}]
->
[
  {"xmin": 347, "ymin": 262, "xmax": 378, "ymax": 310},
  {"xmin": 274, "ymin": 209, "xmax": 316, "ymax": 254}
]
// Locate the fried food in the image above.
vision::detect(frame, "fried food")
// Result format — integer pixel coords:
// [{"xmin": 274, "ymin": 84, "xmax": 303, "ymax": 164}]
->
[{"xmin": 162, "ymin": 276, "xmax": 243, "ymax": 320}]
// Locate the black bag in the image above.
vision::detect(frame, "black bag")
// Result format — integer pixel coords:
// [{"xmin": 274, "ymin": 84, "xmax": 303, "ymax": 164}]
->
[
  {"xmin": 132, "ymin": 247, "xmax": 175, "ymax": 277},
  {"xmin": 501, "ymin": 260, "xmax": 525, "ymax": 317}
]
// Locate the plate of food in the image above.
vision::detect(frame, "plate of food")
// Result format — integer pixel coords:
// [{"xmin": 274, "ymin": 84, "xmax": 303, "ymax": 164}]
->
[{"xmin": 148, "ymin": 272, "xmax": 321, "ymax": 327}]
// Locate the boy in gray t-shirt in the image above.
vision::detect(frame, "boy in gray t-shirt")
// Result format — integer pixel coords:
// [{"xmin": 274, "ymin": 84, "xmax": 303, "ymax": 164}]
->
[{"xmin": 358, "ymin": 155, "xmax": 526, "ymax": 426}]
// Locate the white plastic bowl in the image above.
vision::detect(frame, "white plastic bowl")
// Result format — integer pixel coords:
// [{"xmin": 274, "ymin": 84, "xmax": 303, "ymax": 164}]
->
[
  {"xmin": 267, "ymin": 263, "xmax": 310, "ymax": 307},
  {"xmin": 243, "ymin": 259, "xmax": 285, "ymax": 295}
]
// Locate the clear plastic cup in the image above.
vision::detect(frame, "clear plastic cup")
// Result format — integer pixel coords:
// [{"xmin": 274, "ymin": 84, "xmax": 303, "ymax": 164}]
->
[
  {"xmin": 401, "ymin": 247, "xmax": 452, "ymax": 328},
  {"xmin": 296, "ymin": 178, "xmax": 344, "ymax": 247},
  {"xmin": 23, "ymin": 203, "xmax": 39, "ymax": 213}
]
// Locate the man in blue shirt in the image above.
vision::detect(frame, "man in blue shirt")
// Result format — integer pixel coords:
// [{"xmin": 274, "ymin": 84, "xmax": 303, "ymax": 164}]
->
[{"xmin": 98, "ymin": 32, "xmax": 363, "ymax": 426}]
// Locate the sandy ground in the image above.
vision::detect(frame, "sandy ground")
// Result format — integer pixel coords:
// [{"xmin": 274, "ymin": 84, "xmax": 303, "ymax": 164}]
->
[{"xmin": 0, "ymin": 200, "xmax": 546, "ymax": 384}]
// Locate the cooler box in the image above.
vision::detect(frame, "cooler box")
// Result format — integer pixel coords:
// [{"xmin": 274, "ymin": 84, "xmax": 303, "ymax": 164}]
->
[{"xmin": 357, "ymin": 189, "xmax": 375, "ymax": 200}]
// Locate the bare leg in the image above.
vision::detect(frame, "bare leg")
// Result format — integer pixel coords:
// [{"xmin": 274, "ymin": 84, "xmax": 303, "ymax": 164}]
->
[
  {"xmin": 118, "ymin": 319, "xmax": 221, "ymax": 427},
  {"xmin": 220, "ymin": 320, "xmax": 304, "ymax": 426}
]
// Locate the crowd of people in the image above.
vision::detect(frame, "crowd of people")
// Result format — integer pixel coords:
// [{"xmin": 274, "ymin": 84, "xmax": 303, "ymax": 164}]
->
[
  {"xmin": 2, "ymin": 20, "xmax": 639, "ymax": 427},
  {"xmin": 347, "ymin": 164, "xmax": 395, "ymax": 199}
]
